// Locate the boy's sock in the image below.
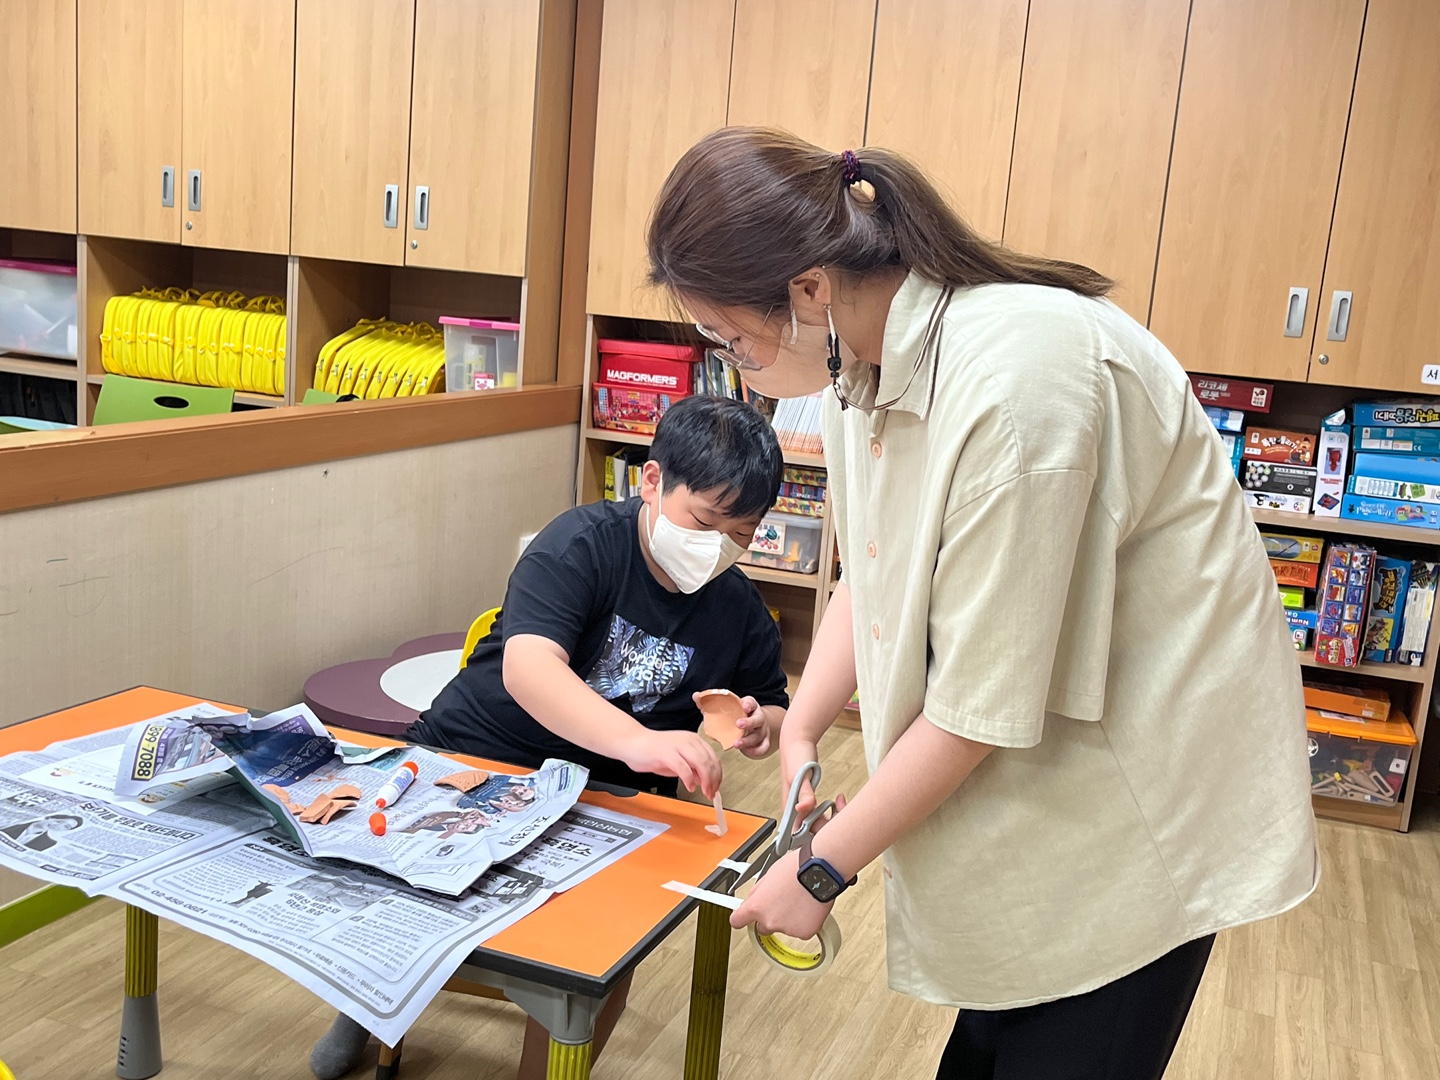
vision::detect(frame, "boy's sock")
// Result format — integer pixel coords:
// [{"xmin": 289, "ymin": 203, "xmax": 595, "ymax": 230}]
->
[{"xmin": 310, "ymin": 1012, "xmax": 372, "ymax": 1079}]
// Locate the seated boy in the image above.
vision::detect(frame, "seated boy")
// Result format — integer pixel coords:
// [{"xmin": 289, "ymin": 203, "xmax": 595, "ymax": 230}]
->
[{"xmin": 310, "ymin": 395, "xmax": 789, "ymax": 1080}]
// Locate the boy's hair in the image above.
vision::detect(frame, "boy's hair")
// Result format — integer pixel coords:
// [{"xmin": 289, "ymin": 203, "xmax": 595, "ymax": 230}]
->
[{"xmin": 650, "ymin": 396, "xmax": 783, "ymax": 520}]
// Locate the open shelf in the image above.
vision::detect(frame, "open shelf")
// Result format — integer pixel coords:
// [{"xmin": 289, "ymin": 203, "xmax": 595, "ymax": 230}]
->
[
  {"xmin": 1298, "ymin": 653, "xmax": 1430, "ymax": 684},
  {"xmin": 741, "ymin": 564, "xmax": 821, "ymax": 590},
  {"xmin": 582, "ymin": 425, "xmax": 826, "ymax": 469},
  {"xmin": 1251, "ymin": 506, "xmax": 1440, "ymax": 546},
  {"xmin": 0, "ymin": 353, "xmax": 78, "ymax": 382},
  {"xmin": 85, "ymin": 372, "xmax": 283, "ymax": 409}
]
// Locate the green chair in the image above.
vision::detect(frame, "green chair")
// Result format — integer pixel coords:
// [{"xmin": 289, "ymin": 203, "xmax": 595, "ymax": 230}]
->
[
  {"xmin": 91, "ymin": 375, "xmax": 235, "ymax": 425},
  {"xmin": 301, "ymin": 388, "xmax": 341, "ymax": 405}
]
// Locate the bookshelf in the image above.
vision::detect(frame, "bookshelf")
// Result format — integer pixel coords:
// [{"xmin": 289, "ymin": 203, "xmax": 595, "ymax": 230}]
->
[
  {"xmin": 0, "ymin": 353, "xmax": 78, "ymax": 382},
  {"xmin": 574, "ymin": 314, "xmax": 842, "ymax": 694},
  {"xmin": 1250, "ymin": 504, "xmax": 1440, "ymax": 832}
]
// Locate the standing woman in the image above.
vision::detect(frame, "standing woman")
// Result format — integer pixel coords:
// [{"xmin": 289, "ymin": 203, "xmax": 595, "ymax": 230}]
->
[{"xmin": 647, "ymin": 128, "xmax": 1317, "ymax": 1079}]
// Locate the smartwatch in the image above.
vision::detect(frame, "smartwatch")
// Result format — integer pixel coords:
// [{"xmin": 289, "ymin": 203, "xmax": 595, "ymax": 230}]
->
[{"xmin": 796, "ymin": 833, "xmax": 857, "ymax": 904}]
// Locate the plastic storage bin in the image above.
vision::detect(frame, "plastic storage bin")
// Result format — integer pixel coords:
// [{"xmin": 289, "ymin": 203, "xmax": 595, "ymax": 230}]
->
[
  {"xmin": 440, "ymin": 317, "xmax": 520, "ymax": 392},
  {"xmin": 1307, "ymin": 707, "xmax": 1416, "ymax": 805},
  {"xmin": 0, "ymin": 260, "xmax": 78, "ymax": 360},
  {"xmin": 740, "ymin": 511, "xmax": 822, "ymax": 575}
]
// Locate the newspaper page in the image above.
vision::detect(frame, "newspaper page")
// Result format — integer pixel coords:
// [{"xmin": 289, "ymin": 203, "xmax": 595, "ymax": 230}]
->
[
  {"xmin": 17, "ymin": 722, "xmax": 234, "ymax": 815},
  {"xmin": 114, "ymin": 703, "xmax": 291, "ymax": 797},
  {"xmin": 0, "ymin": 772, "xmax": 269, "ymax": 894},
  {"xmin": 187, "ymin": 706, "xmax": 590, "ymax": 896},
  {"xmin": 111, "ymin": 801, "xmax": 668, "ymax": 1044}
]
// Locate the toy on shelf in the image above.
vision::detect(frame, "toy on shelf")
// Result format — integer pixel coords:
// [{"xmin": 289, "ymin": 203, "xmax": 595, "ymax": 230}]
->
[{"xmin": 1315, "ymin": 544, "xmax": 1376, "ymax": 667}]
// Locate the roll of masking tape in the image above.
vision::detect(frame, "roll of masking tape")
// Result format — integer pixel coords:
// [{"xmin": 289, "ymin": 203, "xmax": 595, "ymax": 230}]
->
[
  {"xmin": 752, "ymin": 914, "xmax": 842, "ymax": 976},
  {"xmin": 662, "ymin": 880, "xmax": 842, "ymax": 976}
]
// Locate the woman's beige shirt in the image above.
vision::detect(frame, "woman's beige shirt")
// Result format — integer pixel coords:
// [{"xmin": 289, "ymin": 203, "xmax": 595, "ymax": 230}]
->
[{"xmin": 823, "ymin": 273, "xmax": 1318, "ymax": 1007}]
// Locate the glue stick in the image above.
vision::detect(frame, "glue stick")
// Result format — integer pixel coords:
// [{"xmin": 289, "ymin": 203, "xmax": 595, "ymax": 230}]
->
[{"xmin": 374, "ymin": 761, "xmax": 419, "ymax": 809}]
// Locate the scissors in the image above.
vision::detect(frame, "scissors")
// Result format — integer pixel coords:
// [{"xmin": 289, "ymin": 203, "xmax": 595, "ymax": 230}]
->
[{"xmin": 664, "ymin": 761, "xmax": 844, "ymax": 975}]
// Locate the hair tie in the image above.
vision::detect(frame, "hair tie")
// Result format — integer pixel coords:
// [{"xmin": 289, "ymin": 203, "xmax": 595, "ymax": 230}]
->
[{"xmin": 841, "ymin": 149, "xmax": 863, "ymax": 185}]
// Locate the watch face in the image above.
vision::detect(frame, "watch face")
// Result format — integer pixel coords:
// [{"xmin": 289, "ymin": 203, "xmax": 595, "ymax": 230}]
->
[{"xmin": 799, "ymin": 863, "xmax": 840, "ymax": 902}]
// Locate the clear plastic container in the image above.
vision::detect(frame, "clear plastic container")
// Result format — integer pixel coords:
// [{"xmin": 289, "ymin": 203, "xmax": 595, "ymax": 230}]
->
[
  {"xmin": 0, "ymin": 259, "xmax": 79, "ymax": 360},
  {"xmin": 439, "ymin": 316, "xmax": 520, "ymax": 392},
  {"xmin": 740, "ymin": 511, "xmax": 822, "ymax": 575}
]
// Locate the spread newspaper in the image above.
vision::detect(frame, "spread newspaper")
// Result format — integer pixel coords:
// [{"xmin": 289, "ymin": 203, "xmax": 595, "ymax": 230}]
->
[
  {"xmin": 116, "ymin": 704, "xmax": 589, "ymax": 896},
  {"xmin": 0, "ymin": 707, "xmax": 668, "ymax": 1043}
]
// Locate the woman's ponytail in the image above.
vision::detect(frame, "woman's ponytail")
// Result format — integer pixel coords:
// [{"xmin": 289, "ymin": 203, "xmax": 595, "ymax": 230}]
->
[{"xmin": 648, "ymin": 127, "xmax": 1113, "ymax": 311}]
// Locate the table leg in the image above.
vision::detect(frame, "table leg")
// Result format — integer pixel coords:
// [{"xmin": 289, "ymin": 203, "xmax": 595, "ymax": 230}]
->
[
  {"xmin": 683, "ymin": 900, "xmax": 732, "ymax": 1080},
  {"xmin": 545, "ymin": 1038, "xmax": 593, "ymax": 1080},
  {"xmin": 376, "ymin": 1036, "xmax": 404, "ymax": 1080},
  {"xmin": 117, "ymin": 905, "xmax": 162, "ymax": 1080}
]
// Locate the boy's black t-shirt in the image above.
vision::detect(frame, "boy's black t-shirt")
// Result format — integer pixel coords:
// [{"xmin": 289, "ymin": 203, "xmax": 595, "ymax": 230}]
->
[{"xmin": 411, "ymin": 498, "xmax": 789, "ymax": 793}]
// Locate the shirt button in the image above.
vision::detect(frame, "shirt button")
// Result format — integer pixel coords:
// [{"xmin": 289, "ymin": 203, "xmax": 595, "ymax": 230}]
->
[
  {"xmin": 866, "ymin": 541, "xmax": 876, "ymax": 558},
  {"xmin": 871, "ymin": 623, "xmax": 880, "ymax": 640},
  {"xmin": 871, "ymin": 441, "xmax": 883, "ymax": 458}
]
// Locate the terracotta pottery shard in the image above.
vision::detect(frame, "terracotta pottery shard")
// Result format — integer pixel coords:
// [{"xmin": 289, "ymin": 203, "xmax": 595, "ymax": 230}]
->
[
  {"xmin": 696, "ymin": 689, "xmax": 746, "ymax": 750},
  {"xmin": 434, "ymin": 769, "xmax": 491, "ymax": 793}
]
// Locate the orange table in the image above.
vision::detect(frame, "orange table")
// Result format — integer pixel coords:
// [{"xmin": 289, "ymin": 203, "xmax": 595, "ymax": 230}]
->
[{"xmin": 1, "ymin": 688, "xmax": 773, "ymax": 1080}]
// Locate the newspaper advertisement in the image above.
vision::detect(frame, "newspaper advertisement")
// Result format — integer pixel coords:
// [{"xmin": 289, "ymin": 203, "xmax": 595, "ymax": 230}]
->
[
  {"xmin": 17, "ymin": 722, "xmax": 234, "ymax": 815},
  {"xmin": 114, "ymin": 702, "xmax": 296, "ymax": 797},
  {"xmin": 111, "ymin": 801, "xmax": 668, "ymax": 1044},
  {"xmin": 0, "ymin": 772, "xmax": 269, "ymax": 894}
]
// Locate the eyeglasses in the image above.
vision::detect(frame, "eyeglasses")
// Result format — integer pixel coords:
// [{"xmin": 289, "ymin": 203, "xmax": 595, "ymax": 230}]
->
[{"xmin": 694, "ymin": 306, "xmax": 775, "ymax": 373}]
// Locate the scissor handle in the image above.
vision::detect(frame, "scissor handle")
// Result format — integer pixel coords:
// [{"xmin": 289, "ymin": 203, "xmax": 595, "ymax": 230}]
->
[{"xmin": 774, "ymin": 761, "xmax": 824, "ymax": 858}]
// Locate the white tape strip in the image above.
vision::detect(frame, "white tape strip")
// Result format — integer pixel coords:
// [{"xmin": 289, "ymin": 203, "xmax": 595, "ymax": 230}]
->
[
  {"xmin": 664, "ymin": 880, "xmax": 742, "ymax": 910},
  {"xmin": 717, "ymin": 859, "xmax": 750, "ymax": 874}
]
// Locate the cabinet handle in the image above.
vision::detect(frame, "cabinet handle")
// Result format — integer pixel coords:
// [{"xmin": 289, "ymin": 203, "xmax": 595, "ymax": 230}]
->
[
  {"xmin": 1283, "ymin": 287, "xmax": 1309, "ymax": 337},
  {"xmin": 161, "ymin": 166, "xmax": 175, "ymax": 208},
  {"xmin": 414, "ymin": 185, "xmax": 429, "ymax": 231},
  {"xmin": 187, "ymin": 169, "xmax": 202, "ymax": 212},
  {"xmin": 1327, "ymin": 290, "xmax": 1353, "ymax": 342},
  {"xmin": 383, "ymin": 184, "xmax": 399, "ymax": 229}
]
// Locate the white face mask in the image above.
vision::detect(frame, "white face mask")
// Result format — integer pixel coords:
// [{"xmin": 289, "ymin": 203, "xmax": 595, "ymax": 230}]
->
[
  {"xmin": 645, "ymin": 475, "xmax": 749, "ymax": 593},
  {"xmin": 741, "ymin": 306, "xmax": 857, "ymax": 401}
]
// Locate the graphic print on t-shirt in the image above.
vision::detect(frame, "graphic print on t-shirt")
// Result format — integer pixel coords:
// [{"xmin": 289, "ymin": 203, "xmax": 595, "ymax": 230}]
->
[{"xmin": 584, "ymin": 614, "xmax": 694, "ymax": 713}]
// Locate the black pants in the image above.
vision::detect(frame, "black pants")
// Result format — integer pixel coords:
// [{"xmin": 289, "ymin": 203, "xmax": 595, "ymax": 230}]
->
[{"xmin": 937, "ymin": 934, "xmax": 1215, "ymax": 1080}]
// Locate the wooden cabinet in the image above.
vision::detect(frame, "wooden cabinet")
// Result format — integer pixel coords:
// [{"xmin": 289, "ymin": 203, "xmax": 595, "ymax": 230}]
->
[
  {"xmin": 1307, "ymin": 0, "xmax": 1440, "ymax": 394},
  {"xmin": 865, "ymin": 0, "xmax": 1027, "ymax": 241},
  {"xmin": 1003, "ymin": 0, "xmax": 1189, "ymax": 321},
  {"xmin": 0, "ymin": 0, "xmax": 77, "ymax": 233},
  {"xmin": 1150, "ymin": 0, "xmax": 1366, "ymax": 380},
  {"xmin": 181, "ymin": 0, "xmax": 296, "ymax": 254},
  {"xmin": 78, "ymin": 0, "xmax": 182, "ymax": 244},
  {"xmin": 586, "ymin": 0, "xmax": 735, "ymax": 320},
  {"xmin": 291, "ymin": 0, "xmax": 416, "ymax": 266},
  {"xmin": 727, "ymin": 0, "xmax": 875, "ymax": 152},
  {"xmin": 405, "ymin": 0, "xmax": 542, "ymax": 275}
]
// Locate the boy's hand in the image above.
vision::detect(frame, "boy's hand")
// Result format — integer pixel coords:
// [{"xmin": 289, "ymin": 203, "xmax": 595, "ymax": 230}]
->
[
  {"xmin": 732, "ymin": 697, "xmax": 774, "ymax": 759},
  {"xmin": 622, "ymin": 730, "xmax": 722, "ymax": 800}
]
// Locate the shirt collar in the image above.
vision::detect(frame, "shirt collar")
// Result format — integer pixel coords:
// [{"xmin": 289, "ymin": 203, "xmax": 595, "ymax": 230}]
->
[{"xmin": 835, "ymin": 271, "xmax": 945, "ymax": 419}]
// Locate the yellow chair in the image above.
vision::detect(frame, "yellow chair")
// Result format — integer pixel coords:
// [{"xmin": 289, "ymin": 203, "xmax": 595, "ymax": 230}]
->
[
  {"xmin": 460, "ymin": 607, "xmax": 501, "ymax": 670},
  {"xmin": 0, "ymin": 1057, "xmax": 16, "ymax": 1080}
]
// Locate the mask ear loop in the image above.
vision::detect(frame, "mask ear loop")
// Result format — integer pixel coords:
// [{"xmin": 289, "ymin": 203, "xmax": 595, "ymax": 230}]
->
[
  {"xmin": 825, "ymin": 305, "xmax": 847, "ymax": 411},
  {"xmin": 788, "ymin": 308, "xmax": 800, "ymax": 346}
]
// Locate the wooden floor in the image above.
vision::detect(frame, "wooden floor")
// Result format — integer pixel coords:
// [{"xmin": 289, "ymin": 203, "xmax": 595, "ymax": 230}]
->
[{"xmin": 3, "ymin": 725, "xmax": 1439, "ymax": 1079}]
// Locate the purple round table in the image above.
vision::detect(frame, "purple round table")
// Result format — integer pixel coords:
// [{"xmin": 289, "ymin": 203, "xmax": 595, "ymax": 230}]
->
[{"xmin": 303, "ymin": 632, "xmax": 465, "ymax": 738}]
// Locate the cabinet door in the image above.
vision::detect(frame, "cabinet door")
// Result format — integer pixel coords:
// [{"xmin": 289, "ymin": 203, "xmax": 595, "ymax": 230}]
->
[
  {"xmin": 406, "ymin": 0, "xmax": 541, "ymax": 275},
  {"xmin": 727, "ymin": 0, "xmax": 875, "ymax": 151},
  {"xmin": 0, "ymin": 0, "xmax": 77, "ymax": 233},
  {"xmin": 1004, "ymin": 0, "xmax": 1189, "ymax": 321},
  {"xmin": 77, "ymin": 0, "xmax": 182, "ymax": 243},
  {"xmin": 1150, "ymin": 0, "xmax": 1365, "ymax": 379},
  {"xmin": 1308, "ymin": 0, "xmax": 1440, "ymax": 393},
  {"xmin": 181, "ymin": 0, "xmax": 296, "ymax": 254},
  {"xmin": 866, "ymin": 0, "xmax": 1026, "ymax": 241},
  {"xmin": 291, "ymin": 0, "xmax": 415, "ymax": 265},
  {"xmin": 587, "ymin": 0, "xmax": 735, "ymax": 320}
]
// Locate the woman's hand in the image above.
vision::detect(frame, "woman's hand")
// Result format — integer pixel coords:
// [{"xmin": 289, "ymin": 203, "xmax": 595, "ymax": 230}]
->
[
  {"xmin": 732, "ymin": 697, "xmax": 775, "ymax": 759},
  {"xmin": 730, "ymin": 848, "xmax": 833, "ymax": 939},
  {"xmin": 779, "ymin": 734, "xmax": 822, "ymax": 822},
  {"xmin": 621, "ymin": 730, "xmax": 722, "ymax": 800}
]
